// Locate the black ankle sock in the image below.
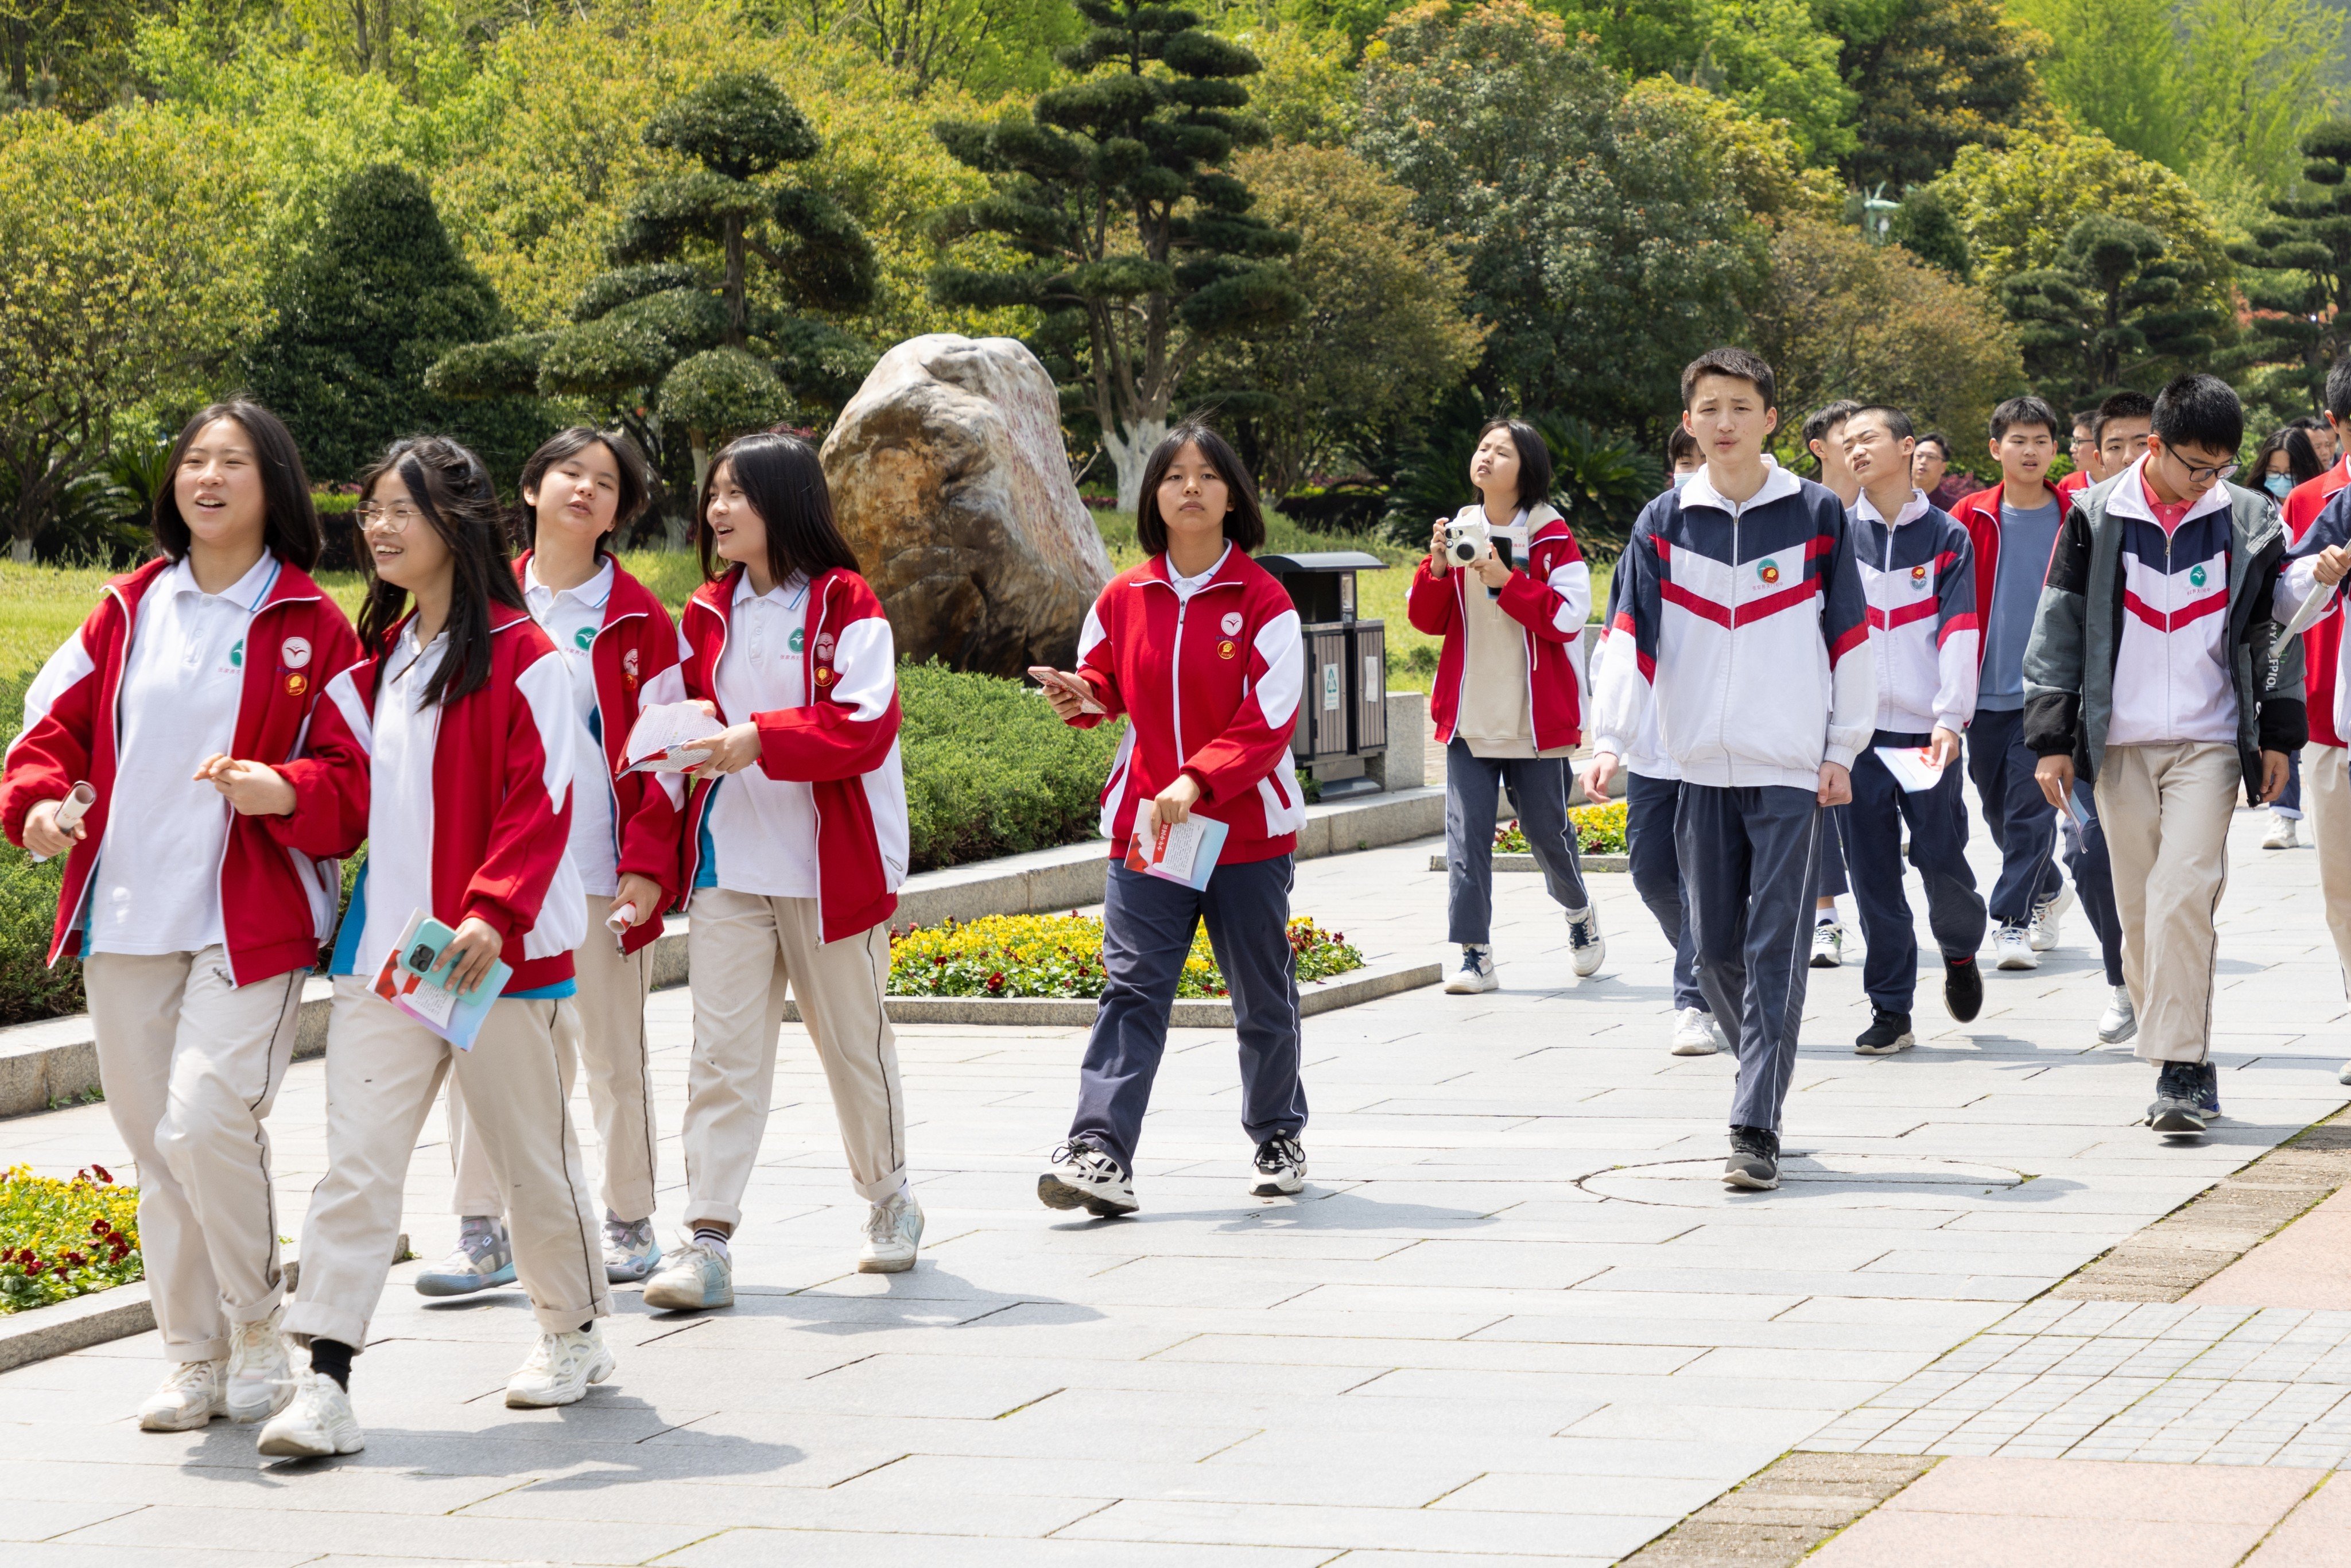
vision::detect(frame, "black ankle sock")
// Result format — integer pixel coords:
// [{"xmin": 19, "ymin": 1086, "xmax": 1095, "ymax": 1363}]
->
[{"xmin": 310, "ymin": 1338, "xmax": 353, "ymax": 1392}]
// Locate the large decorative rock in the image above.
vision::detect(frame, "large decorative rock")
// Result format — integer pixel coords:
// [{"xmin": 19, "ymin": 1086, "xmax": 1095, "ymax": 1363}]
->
[{"xmin": 820, "ymin": 334, "xmax": 1112, "ymax": 676}]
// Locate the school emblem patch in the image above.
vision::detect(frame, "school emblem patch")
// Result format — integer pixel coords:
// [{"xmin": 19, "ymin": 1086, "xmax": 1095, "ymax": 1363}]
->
[
  {"xmin": 280, "ymin": 636, "xmax": 311, "ymax": 669},
  {"xmin": 815, "ymin": 666, "xmax": 833, "ymax": 686},
  {"xmin": 1910, "ymin": 564, "xmax": 1929, "ymax": 584},
  {"xmin": 2190, "ymin": 564, "xmax": 2209, "ymax": 588},
  {"xmin": 574, "ymin": 626, "xmax": 595, "ymax": 651},
  {"xmin": 1758, "ymin": 558, "xmax": 1781, "ymax": 585},
  {"xmin": 813, "ymin": 631, "xmax": 835, "ymax": 663},
  {"xmin": 284, "ymin": 673, "xmax": 307, "ymax": 696},
  {"xmin": 1221, "ymin": 612, "xmax": 1244, "ymax": 635},
  {"xmin": 229, "ymin": 638, "xmax": 244, "ymax": 669},
  {"xmin": 788, "ymin": 627, "xmax": 805, "ymax": 654},
  {"xmin": 1218, "ymin": 639, "xmax": 1236, "ymax": 659},
  {"xmin": 622, "ymin": 649, "xmax": 640, "ymax": 677}
]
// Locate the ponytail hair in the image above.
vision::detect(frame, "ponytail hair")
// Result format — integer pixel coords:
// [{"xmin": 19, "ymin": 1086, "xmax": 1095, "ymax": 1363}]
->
[{"xmin": 354, "ymin": 434, "xmax": 529, "ymax": 708}]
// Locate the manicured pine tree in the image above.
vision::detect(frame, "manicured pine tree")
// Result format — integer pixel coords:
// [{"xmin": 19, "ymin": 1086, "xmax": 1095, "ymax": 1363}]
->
[
  {"xmin": 1999, "ymin": 214, "xmax": 2222, "ymax": 408},
  {"xmin": 2229, "ymin": 121, "xmax": 2351, "ymax": 413}
]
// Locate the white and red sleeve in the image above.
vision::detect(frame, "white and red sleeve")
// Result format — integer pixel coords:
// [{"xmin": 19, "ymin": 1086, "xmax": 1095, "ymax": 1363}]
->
[{"xmin": 1181, "ymin": 598, "xmax": 1303, "ymax": 806}]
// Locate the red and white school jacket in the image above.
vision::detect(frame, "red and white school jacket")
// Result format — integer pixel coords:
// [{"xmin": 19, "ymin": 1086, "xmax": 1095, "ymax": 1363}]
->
[
  {"xmin": 275, "ymin": 606, "xmax": 587, "ymax": 994},
  {"xmin": 514, "ymin": 550, "xmax": 688, "ymax": 956},
  {"xmin": 676, "ymin": 565, "xmax": 909, "ymax": 944},
  {"xmin": 2, "ymin": 553, "xmax": 360, "ymax": 986},
  {"xmin": 1070, "ymin": 546, "xmax": 1307, "ymax": 863},
  {"xmin": 1406, "ymin": 502, "xmax": 1591, "ymax": 751},
  {"xmin": 2284, "ymin": 459, "xmax": 2351, "ymax": 748}
]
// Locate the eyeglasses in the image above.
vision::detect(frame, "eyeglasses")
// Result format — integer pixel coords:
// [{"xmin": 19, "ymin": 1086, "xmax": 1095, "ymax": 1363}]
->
[
  {"xmin": 357, "ymin": 502, "xmax": 425, "ymax": 529},
  {"xmin": 2161, "ymin": 448, "xmax": 2238, "ymax": 486}
]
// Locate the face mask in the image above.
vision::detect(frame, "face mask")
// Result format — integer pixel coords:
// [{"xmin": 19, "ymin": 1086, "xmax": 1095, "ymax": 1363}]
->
[
  {"xmin": 1672, "ymin": 469, "xmax": 1697, "ymax": 490},
  {"xmin": 2265, "ymin": 473, "xmax": 2294, "ymax": 499}
]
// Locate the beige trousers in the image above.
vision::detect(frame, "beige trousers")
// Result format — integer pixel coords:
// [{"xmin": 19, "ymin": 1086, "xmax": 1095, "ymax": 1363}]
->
[
  {"xmin": 446, "ymin": 899, "xmax": 659, "ymax": 1224},
  {"xmin": 2306, "ymin": 746, "xmax": 2351, "ymax": 992},
  {"xmin": 83, "ymin": 949, "xmax": 305, "ymax": 1363},
  {"xmin": 2095, "ymin": 741, "xmax": 2241, "ymax": 1064},
  {"xmin": 682, "ymin": 887, "xmax": 906, "ymax": 1227},
  {"xmin": 284, "ymin": 979, "xmax": 609, "ymax": 1349}
]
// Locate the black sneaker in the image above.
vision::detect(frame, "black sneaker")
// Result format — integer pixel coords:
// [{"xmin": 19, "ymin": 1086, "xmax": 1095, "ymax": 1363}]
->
[
  {"xmin": 2193, "ymin": 1061, "xmax": 2221, "ymax": 1120},
  {"xmin": 1854, "ymin": 1008, "xmax": 1916, "ymax": 1056},
  {"xmin": 1723, "ymin": 1125, "xmax": 1780, "ymax": 1189},
  {"xmin": 2149, "ymin": 1062, "xmax": 2209, "ymax": 1135},
  {"xmin": 1943, "ymin": 954, "xmax": 1983, "ymax": 1023},
  {"xmin": 1250, "ymin": 1133, "xmax": 1306, "ymax": 1197}
]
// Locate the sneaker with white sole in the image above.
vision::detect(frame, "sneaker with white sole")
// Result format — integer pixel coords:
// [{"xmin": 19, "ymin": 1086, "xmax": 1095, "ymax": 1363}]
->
[
  {"xmin": 1443, "ymin": 944, "xmax": 1497, "ymax": 993},
  {"xmin": 1250, "ymin": 1133, "xmax": 1307, "ymax": 1196},
  {"xmin": 1565, "ymin": 906, "xmax": 1605, "ymax": 977},
  {"xmin": 138, "ymin": 1358, "xmax": 226, "ymax": 1433},
  {"xmin": 603, "ymin": 1214, "xmax": 661, "ymax": 1284},
  {"xmin": 414, "ymin": 1216, "xmax": 515, "ymax": 1297},
  {"xmin": 255, "ymin": 1369, "xmax": 364, "ymax": 1458},
  {"xmin": 2098, "ymin": 985, "xmax": 2138, "ymax": 1045},
  {"xmin": 1993, "ymin": 922, "xmax": 2038, "ymax": 970},
  {"xmin": 505, "ymin": 1324, "xmax": 615, "ymax": 1408},
  {"xmin": 1670, "ymin": 1007, "xmax": 1721, "ymax": 1056},
  {"xmin": 642, "ymin": 1238, "xmax": 734, "ymax": 1311},
  {"xmin": 1809, "ymin": 921, "xmax": 1845, "ymax": 968},
  {"xmin": 1855, "ymin": 1008, "xmax": 1916, "ymax": 1056},
  {"xmin": 1037, "ymin": 1142, "xmax": 1138, "ymax": 1217},
  {"xmin": 2028, "ymin": 883, "xmax": 2073, "ymax": 952},
  {"xmin": 2264, "ymin": 812, "xmax": 2300, "ymax": 849},
  {"xmin": 2149, "ymin": 1061, "xmax": 2213, "ymax": 1135},
  {"xmin": 223, "ymin": 1306, "xmax": 294, "ymax": 1424},
  {"xmin": 1723, "ymin": 1125, "xmax": 1781, "ymax": 1190},
  {"xmin": 857, "ymin": 1189, "xmax": 924, "ymax": 1274}
]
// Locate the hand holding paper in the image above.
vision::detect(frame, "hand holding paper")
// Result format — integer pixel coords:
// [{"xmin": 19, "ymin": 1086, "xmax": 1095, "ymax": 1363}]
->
[{"xmin": 622, "ymin": 701, "xmax": 724, "ymax": 774}]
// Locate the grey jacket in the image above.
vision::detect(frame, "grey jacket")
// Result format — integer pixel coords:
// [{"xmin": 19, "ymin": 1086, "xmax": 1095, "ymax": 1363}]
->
[{"xmin": 2021, "ymin": 471, "xmax": 2305, "ymax": 803}]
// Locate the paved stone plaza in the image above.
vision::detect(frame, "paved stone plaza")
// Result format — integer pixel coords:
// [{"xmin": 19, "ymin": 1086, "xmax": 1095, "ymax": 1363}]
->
[{"xmin": 6, "ymin": 801, "xmax": 2351, "ymax": 1565}]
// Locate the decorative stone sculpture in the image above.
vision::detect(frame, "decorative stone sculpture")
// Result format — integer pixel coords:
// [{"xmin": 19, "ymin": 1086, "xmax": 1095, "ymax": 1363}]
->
[{"xmin": 820, "ymin": 334, "xmax": 1112, "ymax": 675}]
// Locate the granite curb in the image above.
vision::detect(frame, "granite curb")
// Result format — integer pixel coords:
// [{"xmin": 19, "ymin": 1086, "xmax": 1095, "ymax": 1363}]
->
[{"xmin": 782, "ymin": 957, "xmax": 1443, "ymax": 1028}]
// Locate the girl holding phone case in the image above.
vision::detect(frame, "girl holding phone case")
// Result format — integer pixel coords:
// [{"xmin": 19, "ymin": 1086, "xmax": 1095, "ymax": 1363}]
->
[
  {"xmin": 2, "ymin": 401, "xmax": 355, "ymax": 1435},
  {"xmin": 641, "ymin": 432, "xmax": 918, "ymax": 1313},
  {"xmin": 211, "ymin": 435, "xmax": 612, "ymax": 1457},
  {"xmin": 427, "ymin": 428, "xmax": 687, "ymax": 1298}
]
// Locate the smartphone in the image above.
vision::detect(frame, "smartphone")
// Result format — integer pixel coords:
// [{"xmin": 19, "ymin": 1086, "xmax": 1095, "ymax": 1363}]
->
[{"xmin": 397, "ymin": 917, "xmax": 498, "ymax": 999}]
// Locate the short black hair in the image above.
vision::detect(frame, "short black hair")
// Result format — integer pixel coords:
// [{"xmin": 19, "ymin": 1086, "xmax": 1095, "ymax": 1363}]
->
[
  {"xmin": 1135, "ymin": 422, "xmax": 1266, "ymax": 556},
  {"xmin": 2150, "ymin": 373, "xmax": 2243, "ymax": 456},
  {"xmin": 698, "ymin": 432, "xmax": 864, "ymax": 588},
  {"xmin": 1681, "ymin": 347, "xmax": 1776, "ymax": 412},
  {"xmin": 2097, "ymin": 389, "xmax": 2155, "ymax": 425},
  {"xmin": 153, "ymin": 399, "xmax": 323, "ymax": 573},
  {"xmin": 1989, "ymin": 395, "xmax": 2061, "ymax": 442},
  {"xmin": 1848, "ymin": 405, "xmax": 1915, "ymax": 443},
  {"xmin": 2071, "ymin": 409, "xmax": 2099, "ymax": 434},
  {"xmin": 2326, "ymin": 357, "xmax": 2351, "ymax": 424},
  {"xmin": 1801, "ymin": 399, "xmax": 1864, "ymax": 450},
  {"xmin": 518, "ymin": 426, "xmax": 652, "ymax": 548},
  {"xmin": 1473, "ymin": 418, "xmax": 1554, "ymax": 514},
  {"xmin": 1666, "ymin": 425, "xmax": 1699, "ymax": 465},
  {"xmin": 1914, "ymin": 432, "xmax": 1951, "ymax": 460}
]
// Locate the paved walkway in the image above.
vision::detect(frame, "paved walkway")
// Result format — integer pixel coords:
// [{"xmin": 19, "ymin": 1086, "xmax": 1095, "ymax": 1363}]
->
[{"xmin": 4, "ymin": 799, "xmax": 2350, "ymax": 1565}]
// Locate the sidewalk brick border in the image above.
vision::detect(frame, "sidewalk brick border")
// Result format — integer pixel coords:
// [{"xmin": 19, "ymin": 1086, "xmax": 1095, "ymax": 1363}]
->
[{"xmin": 1617, "ymin": 1451, "xmax": 1938, "ymax": 1566}]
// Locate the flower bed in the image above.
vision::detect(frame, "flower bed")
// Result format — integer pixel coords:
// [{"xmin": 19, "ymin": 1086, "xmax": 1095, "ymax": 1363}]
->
[
  {"xmin": 1, "ymin": 1164, "xmax": 141, "ymax": 1314},
  {"xmin": 1496, "ymin": 799, "xmax": 1627, "ymax": 855},
  {"xmin": 888, "ymin": 913, "xmax": 1365, "ymax": 999}
]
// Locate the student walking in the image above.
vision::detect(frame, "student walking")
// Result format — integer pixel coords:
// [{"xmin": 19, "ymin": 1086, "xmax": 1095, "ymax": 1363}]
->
[
  {"xmin": 2283, "ymin": 360, "xmax": 2351, "ymax": 1083},
  {"xmin": 233, "ymin": 434, "xmax": 612, "ymax": 1457},
  {"xmin": 2, "ymin": 402, "xmax": 355, "ymax": 1434},
  {"xmin": 425, "ymin": 429, "xmax": 686, "ymax": 1298},
  {"xmin": 2249, "ymin": 427, "xmax": 2326, "ymax": 850},
  {"xmin": 1033, "ymin": 424, "xmax": 1311, "ymax": 1216},
  {"xmin": 1801, "ymin": 400, "xmax": 1864, "ymax": 965},
  {"xmin": 1410, "ymin": 418, "xmax": 1603, "ymax": 995},
  {"xmin": 642, "ymin": 432, "xmax": 918, "ymax": 1312},
  {"xmin": 2028, "ymin": 375, "xmax": 2303, "ymax": 1139},
  {"xmin": 1836, "ymin": 405, "xmax": 1987, "ymax": 1052},
  {"xmin": 1588, "ymin": 348, "xmax": 1875, "ymax": 1190}
]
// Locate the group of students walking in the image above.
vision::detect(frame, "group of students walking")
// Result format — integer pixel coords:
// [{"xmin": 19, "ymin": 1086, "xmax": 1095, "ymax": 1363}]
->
[{"xmin": 2, "ymin": 404, "xmax": 1315, "ymax": 1458}]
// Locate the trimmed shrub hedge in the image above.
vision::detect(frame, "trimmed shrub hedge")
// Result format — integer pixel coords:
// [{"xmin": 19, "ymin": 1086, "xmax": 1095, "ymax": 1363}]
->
[
  {"xmin": 899, "ymin": 659, "xmax": 1123, "ymax": 872},
  {"xmin": 0, "ymin": 673, "xmax": 83, "ymax": 1026}
]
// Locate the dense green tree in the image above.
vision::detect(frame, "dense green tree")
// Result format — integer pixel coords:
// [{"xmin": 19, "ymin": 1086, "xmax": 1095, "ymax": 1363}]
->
[
  {"xmin": 1999, "ymin": 215, "xmax": 2225, "ymax": 406},
  {"xmin": 1558, "ymin": 0, "xmax": 1855, "ymax": 166},
  {"xmin": 2010, "ymin": 0, "xmax": 2192, "ymax": 170},
  {"xmin": 2228, "ymin": 121, "xmax": 2351, "ymax": 414},
  {"xmin": 2, "ymin": 0, "xmax": 142, "ymax": 111},
  {"xmin": 2179, "ymin": 0, "xmax": 2345, "ymax": 206},
  {"xmin": 745, "ymin": 0, "xmax": 1081, "ymax": 96},
  {"xmin": 243, "ymin": 163, "xmax": 544, "ymax": 486},
  {"xmin": 930, "ymin": 0, "xmax": 1302, "ymax": 506},
  {"xmin": 1837, "ymin": 0, "xmax": 2049, "ymax": 190}
]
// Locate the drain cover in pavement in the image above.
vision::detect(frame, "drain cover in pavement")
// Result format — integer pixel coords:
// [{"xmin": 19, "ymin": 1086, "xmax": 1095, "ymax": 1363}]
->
[{"xmin": 1578, "ymin": 1153, "xmax": 2028, "ymax": 1208}]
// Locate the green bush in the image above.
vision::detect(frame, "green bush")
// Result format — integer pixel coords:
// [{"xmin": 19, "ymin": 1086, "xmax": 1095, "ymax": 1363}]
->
[
  {"xmin": 0, "ymin": 672, "xmax": 84, "ymax": 1026},
  {"xmin": 899, "ymin": 660, "xmax": 1124, "ymax": 872}
]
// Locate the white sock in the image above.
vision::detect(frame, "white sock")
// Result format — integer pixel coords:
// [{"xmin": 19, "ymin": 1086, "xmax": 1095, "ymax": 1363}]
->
[{"xmin": 691, "ymin": 1227, "xmax": 731, "ymax": 1260}]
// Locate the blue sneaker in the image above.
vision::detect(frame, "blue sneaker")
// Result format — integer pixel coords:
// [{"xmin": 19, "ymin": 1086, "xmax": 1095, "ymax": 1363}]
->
[
  {"xmin": 414, "ymin": 1217, "xmax": 516, "ymax": 1296},
  {"xmin": 603, "ymin": 1214, "xmax": 661, "ymax": 1284}
]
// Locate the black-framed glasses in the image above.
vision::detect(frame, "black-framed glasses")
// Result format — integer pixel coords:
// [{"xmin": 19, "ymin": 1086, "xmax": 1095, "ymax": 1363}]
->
[{"xmin": 2162, "ymin": 447, "xmax": 2238, "ymax": 486}]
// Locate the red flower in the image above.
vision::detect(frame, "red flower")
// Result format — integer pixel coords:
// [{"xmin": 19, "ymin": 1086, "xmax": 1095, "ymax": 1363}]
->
[
  {"xmin": 63, "ymin": 1252, "xmax": 86, "ymax": 1268},
  {"xmin": 986, "ymin": 972, "xmax": 1006, "ymax": 993},
  {"xmin": 23, "ymin": 1261, "xmax": 42, "ymax": 1276},
  {"xmin": 90, "ymin": 1219, "xmax": 110, "ymax": 1237},
  {"xmin": 933, "ymin": 954, "xmax": 948, "ymax": 965},
  {"xmin": 91, "ymin": 1164, "xmax": 113, "ymax": 1184}
]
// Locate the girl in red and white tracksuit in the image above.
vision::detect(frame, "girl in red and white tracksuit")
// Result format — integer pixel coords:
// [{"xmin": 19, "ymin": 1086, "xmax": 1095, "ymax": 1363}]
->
[
  {"xmin": 642, "ymin": 431, "xmax": 918, "ymax": 1314},
  {"xmin": 1, "ymin": 400, "xmax": 354, "ymax": 1435},
  {"xmin": 227, "ymin": 434, "xmax": 611, "ymax": 1457},
  {"xmin": 1034, "ymin": 424, "xmax": 1310, "ymax": 1217},
  {"xmin": 436, "ymin": 428, "xmax": 687, "ymax": 1295}
]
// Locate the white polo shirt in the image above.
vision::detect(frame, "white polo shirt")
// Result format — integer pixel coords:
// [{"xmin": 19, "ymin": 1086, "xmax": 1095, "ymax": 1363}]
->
[
  {"xmin": 704, "ymin": 572, "xmax": 821, "ymax": 898},
  {"xmin": 87, "ymin": 553, "xmax": 279, "ymax": 957},
  {"xmin": 524, "ymin": 557, "xmax": 619, "ymax": 898},
  {"xmin": 353, "ymin": 623, "xmax": 448, "ymax": 981}
]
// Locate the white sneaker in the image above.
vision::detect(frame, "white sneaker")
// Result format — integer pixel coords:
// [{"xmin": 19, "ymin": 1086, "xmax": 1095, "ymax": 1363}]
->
[
  {"xmin": 1810, "ymin": 921, "xmax": 1845, "ymax": 968},
  {"xmin": 414, "ymin": 1217, "xmax": 515, "ymax": 1297},
  {"xmin": 1993, "ymin": 923, "xmax": 2038, "ymax": 969},
  {"xmin": 2340, "ymin": 1059, "xmax": 2351, "ymax": 1087},
  {"xmin": 603, "ymin": 1214, "xmax": 661, "ymax": 1284},
  {"xmin": 2028, "ymin": 883, "xmax": 2073, "ymax": 952},
  {"xmin": 1037, "ymin": 1143, "xmax": 1138, "ymax": 1217},
  {"xmin": 1565, "ymin": 906, "xmax": 1605, "ymax": 977},
  {"xmin": 505, "ymin": 1324, "xmax": 615, "ymax": 1408},
  {"xmin": 255, "ymin": 1369, "xmax": 364, "ymax": 1458},
  {"xmin": 2264, "ymin": 812, "xmax": 2300, "ymax": 849},
  {"xmin": 857, "ymin": 1189, "xmax": 924, "ymax": 1274},
  {"xmin": 138, "ymin": 1358, "xmax": 226, "ymax": 1433},
  {"xmin": 1444, "ymin": 945, "xmax": 1497, "ymax": 993},
  {"xmin": 1670, "ymin": 1007, "xmax": 1721, "ymax": 1056},
  {"xmin": 2098, "ymin": 985, "xmax": 2138, "ymax": 1045},
  {"xmin": 642, "ymin": 1238, "xmax": 734, "ymax": 1312},
  {"xmin": 1250, "ymin": 1133, "xmax": 1307, "ymax": 1196},
  {"xmin": 223, "ymin": 1306, "xmax": 294, "ymax": 1424}
]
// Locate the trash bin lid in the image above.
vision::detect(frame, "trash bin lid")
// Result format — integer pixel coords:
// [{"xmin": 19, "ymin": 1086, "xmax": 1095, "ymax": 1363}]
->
[{"xmin": 1256, "ymin": 551, "xmax": 1388, "ymax": 573}]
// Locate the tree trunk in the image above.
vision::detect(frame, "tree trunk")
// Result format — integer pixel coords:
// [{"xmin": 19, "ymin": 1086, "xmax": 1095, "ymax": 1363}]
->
[
  {"xmin": 691, "ymin": 429, "xmax": 712, "ymax": 502},
  {"xmin": 11, "ymin": 532, "xmax": 33, "ymax": 564},
  {"xmin": 723, "ymin": 215, "xmax": 748, "ymax": 349},
  {"xmin": 1102, "ymin": 416, "xmax": 1168, "ymax": 513}
]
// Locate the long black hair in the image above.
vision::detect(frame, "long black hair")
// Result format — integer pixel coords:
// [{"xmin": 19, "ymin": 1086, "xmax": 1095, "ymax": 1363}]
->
[
  {"xmin": 696, "ymin": 432, "xmax": 862, "ymax": 586},
  {"xmin": 1472, "ymin": 418, "xmax": 1554, "ymax": 514},
  {"xmin": 152, "ymin": 399, "xmax": 324, "ymax": 572},
  {"xmin": 515, "ymin": 426, "xmax": 653, "ymax": 551},
  {"xmin": 1135, "ymin": 422, "xmax": 1265, "ymax": 554},
  {"xmin": 354, "ymin": 434, "xmax": 530, "ymax": 708}
]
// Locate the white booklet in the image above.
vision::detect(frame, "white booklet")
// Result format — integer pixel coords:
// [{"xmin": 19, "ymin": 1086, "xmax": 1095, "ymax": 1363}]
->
[
  {"xmin": 622, "ymin": 701, "xmax": 723, "ymax": 774},
  {"xmin": 1873, "ymin": 744, "xmax": 1947, "ymax": 793}
]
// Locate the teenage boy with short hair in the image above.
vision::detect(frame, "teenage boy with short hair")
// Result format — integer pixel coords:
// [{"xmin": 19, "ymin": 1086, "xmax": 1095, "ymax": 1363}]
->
[
  {"xmin": 2060, "ymin": 411, "xmax": 2099, "ymax": 502},
  {"xmin": 1801, "ymin": 400, "xmax": 1864, "ymax": 960},
  {"xmin": 1949, "ymin": 397, "xmax": 2073, "ymax": 970},
  {"xmin": 1589, "ymin": 348, "xmax": 1875, "ymax": 1189},
  {"xmin": 1804, "ymin": 400, "xmax": 1864, "ymax": 507},
  {"xmin": 1838, "ymin": 406, "xmax": 1988, "ymax": 1052},
  {"xmin": 2098, "ymin": 390, "xmax": 2154, "ymax": 476},
  {"xmin": 2029, "ymin": 374, "xmax": 2302, "ymax": 1138}
]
